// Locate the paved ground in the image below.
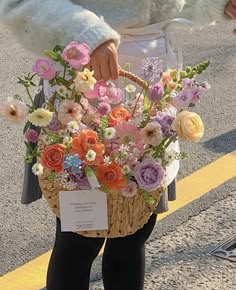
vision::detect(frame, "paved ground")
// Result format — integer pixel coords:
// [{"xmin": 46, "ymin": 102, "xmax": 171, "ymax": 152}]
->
[{"xmin": 89, "ymin": 187, "xmax": 236, "ymax": 290}]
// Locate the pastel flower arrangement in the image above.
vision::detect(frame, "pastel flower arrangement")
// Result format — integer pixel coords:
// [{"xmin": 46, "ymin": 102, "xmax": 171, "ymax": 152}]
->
[{"xmin": 0, "ymin": 41, "xmax": 210, "ymax": 205}]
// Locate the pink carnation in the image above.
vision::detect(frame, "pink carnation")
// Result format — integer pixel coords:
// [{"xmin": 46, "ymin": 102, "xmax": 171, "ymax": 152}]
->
[
  {"xmin": 97, "ymin": 102, "xmax": 111, "ymax": 116},
  {"xmin": 24, "ymin": 129, "xmax": 38, "ymax": 143},
  {"xmin": 58, "ymin": 100, "xmax": 82, "ymax": 125},
  {"xmin": 62, "ymin": 41, "xmax": 90, "ymax": 68}
]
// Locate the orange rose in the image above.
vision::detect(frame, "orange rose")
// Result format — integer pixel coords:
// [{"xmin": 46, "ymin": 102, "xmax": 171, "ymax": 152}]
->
[
  {"xmin": 41, "ymin": 144, "xmax": 65, "ymax": 172},
  {"xmin": 109, "ymin": 106, "xmax": 131, "ymax": 126},
  {"xmin": 96, "ymin": 162, "xmax": 127, "ymax": 191},
  {"xmin": 70, "ymin": 129, "xmax": 105, "ymax": 165}
]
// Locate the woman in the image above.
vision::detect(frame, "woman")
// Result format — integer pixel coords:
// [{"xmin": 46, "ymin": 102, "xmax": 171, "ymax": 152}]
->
[{"xmin": 0, "ymin": 1, "xmax": 236, "ymax": 290}]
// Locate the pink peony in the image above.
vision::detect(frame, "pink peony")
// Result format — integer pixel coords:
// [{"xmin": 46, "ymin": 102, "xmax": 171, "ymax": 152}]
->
[
  {"xmin": 32, "ymin": 58, "xmax": 56, "ymax": 80},
  {"xmin": 62, "ymin": 41, "xmax": 90, "ymax": 68},
  {"xmin": 0, "ymin": 98, "xmax": 28, "ymax": 123},
  {"xmin": 24, "ymin": 129, "xmax": 38, "ymax": 143},
  {"xmin": 58, "ymin": 99, "xmax": 83, "ymax": 125}
]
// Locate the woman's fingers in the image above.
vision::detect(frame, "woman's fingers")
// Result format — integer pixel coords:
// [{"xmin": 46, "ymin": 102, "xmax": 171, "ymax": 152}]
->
[
  {"xmin": 88, "ymin": 40, "xmax": 119, "ymax": 81},
  {"xmin": 225, "ymin": 0, "xmax": 236, "ymax": 20},
  {"xmin": 109, "ymin": 54, "xmax": 119, "ymax": 80}
]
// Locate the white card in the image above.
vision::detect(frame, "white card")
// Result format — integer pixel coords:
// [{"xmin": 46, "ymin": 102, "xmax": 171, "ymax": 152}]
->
[{"xmin": 59, "ymin": 189, "xmax": 108, "ymax": 232}]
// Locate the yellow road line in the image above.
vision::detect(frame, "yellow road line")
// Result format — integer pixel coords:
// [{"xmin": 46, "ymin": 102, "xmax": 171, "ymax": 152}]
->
[{"xmin": 1, "ymin": 151, "xmax": 236, "ymax": 290}]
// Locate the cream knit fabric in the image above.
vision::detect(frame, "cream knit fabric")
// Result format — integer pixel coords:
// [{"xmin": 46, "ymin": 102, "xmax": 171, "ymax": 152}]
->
[{"xmin": 0, "ymin": 0, "xmax": 229, "ymax": 54}]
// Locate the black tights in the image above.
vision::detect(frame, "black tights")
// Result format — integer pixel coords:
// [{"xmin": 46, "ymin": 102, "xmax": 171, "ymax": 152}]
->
[{"xmin": 47, "ymin": 214, "xmax": 157, "ymax": 290}]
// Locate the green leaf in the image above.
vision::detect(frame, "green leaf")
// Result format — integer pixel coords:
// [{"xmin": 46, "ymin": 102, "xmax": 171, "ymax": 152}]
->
[{"xmin": 23, "ymin": 121, "xmax": 31, "ymax": 134}]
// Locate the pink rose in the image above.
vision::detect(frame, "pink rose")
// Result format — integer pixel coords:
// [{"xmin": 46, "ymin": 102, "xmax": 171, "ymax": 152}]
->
[
  {"xmin": 62, "ymin": 41, "xmax": 90, "ymax": 68},
  {"xmin": 32, "ymin": 58, "xmax": 56, "ymax": 80}
]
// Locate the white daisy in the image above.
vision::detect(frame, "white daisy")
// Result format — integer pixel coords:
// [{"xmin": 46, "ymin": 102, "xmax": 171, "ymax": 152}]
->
[
  {"xmin": 104, "ymin": 127, "xmax": 116, "ymax": 139},
  {"xmin": 28, "ymin": 108, "xmax": 53, "ymax": 127}
]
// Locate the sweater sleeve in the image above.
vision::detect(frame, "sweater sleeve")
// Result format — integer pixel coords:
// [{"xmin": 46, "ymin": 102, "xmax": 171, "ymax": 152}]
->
[
  {"xmin": 0, "ymin": 0, "xmax": 120, "ymax": 54},
  {"xmin": 178, "ymin": 0, "xmax": 229, "ymax": 27}
]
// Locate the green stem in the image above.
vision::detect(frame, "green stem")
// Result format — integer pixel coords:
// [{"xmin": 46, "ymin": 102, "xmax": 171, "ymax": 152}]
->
[{"xmin": 26, "ymin": 86, "xmax": 35, "ymax": 109}]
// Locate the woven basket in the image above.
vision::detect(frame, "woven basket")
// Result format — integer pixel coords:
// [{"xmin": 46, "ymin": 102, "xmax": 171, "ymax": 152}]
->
[{"xmin": 37, "ymin": 69, "xmax": 164, "ymax": 238}]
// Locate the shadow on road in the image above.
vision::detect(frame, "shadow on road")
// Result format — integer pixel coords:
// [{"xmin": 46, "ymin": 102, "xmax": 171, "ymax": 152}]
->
[{"xmin": 203, "ymin": 129, "xmax": 236, "ymax": 154}]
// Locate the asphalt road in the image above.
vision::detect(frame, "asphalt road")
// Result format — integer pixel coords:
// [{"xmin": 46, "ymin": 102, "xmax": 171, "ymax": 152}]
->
[{"xmin": 0, "ymin": 21, "xmax": 236, "ymax": 279}]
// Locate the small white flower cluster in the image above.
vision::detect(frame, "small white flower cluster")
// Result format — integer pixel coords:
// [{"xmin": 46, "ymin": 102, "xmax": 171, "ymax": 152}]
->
[
  {"xmin": 55, "ymin": 172, "xmax": 77, "ymax": 190},
  {"xmin": 104, "ymin": 156, "xmax": 111, "ymax": 165},
  {"xmin": 67, "ymin": 121, "xmax": 79, "ymax": 133},
  {"xmin": 57, "ymin": 85, "xmax": 72, "ymax": 99}
]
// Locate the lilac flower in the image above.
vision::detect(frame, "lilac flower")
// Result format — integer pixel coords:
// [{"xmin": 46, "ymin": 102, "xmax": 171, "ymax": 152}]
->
[
  {"xmin": 63, "ymin": 154, "xmax": 83, "ymax": 173},
  {"xmin": 134, "ymin": 159, "xmax": 165, "ymax": 191},
  {"xmin": 47, "ymin": 114, "xmax": 61, "ymax": 132},
  {"xmin": 151, "ymin": 113, "xmax": 175, "ymax": 137},
  {"xmin": 97, "ymin": 102, "xmax": 111, "ymax": 115},
  {"xmin": 148, "ymin": 82, "xmax": 164, "ymax": 102},
  {"xmin": 24, "ymin": 129, "xmax": 38, "ymax": 143},
  {"xmin": 71, "ymin": 171, "xmax": 91, "ymax": 189},
  {"xmin": 189, "ymin": 86, "xmax": 201, "ymax": 104},
  {"xmin": 182, "ymin": 78, "xmax": 193, "ymax": 87},
  {"xmin": 139, "ymin": 57, "xmax": 163, "ymax": 80},
  {"xmin": 171, "ymin": 89, "xmax": 192, "ymax": 109}
]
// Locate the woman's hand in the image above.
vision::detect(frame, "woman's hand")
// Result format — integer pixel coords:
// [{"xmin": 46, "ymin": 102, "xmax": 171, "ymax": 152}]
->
[
  {"xmin": 86, "ymin": 40, "xmax": 119, "ymax": 81},
  {"xmin": 225, "ymin": 0, "xmax": 236, "ymax": 34}
]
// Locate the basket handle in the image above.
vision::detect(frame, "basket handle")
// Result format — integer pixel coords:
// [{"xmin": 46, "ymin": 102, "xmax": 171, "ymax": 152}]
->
[{"xmin": 118, "ymin": 68, "xmax": 149, "ymax": 90}]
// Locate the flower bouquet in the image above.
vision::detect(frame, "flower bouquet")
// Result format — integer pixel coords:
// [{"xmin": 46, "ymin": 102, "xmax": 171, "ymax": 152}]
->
[{"xmin": 0, "ymin": 41, "xmax": 210, "ymax": 237}]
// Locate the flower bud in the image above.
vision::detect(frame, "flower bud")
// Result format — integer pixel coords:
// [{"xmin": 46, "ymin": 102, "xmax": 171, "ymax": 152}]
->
[{"xmin": 148, "ymin": 82, "xmax": 164, "ymax": 102}]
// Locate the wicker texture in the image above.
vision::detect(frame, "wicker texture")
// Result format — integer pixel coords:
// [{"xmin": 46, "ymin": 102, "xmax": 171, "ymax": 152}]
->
[{"xmin": 38, "ymin": 69, "xmax": 164, "ymax": 238}]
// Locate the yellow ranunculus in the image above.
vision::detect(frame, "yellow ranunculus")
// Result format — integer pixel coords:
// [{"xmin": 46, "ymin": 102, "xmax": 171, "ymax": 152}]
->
[{"xmin": 172, "ymin": 111, "xmax": 204, "ymax": 142}]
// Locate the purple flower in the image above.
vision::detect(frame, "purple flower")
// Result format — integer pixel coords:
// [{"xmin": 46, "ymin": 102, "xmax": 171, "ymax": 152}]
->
[
  {"xmin": 139, "ymin": 57, "xmax": 163, "ymax": 80},
  {"xmin": 134, "ymin": 159, "xmax": 165, "ymax": 191},
  {"xmin": 71, "ymin": 171, "xmax": 91, "ymax": 190},
  {"xmin": 24, "ymin": 129, "xmax": 38, "ymax": 143},
  {"xmin": 171, "ymin": 89, "xmax": 192, "ymax": 109},
  {"xmin": 189, "ymin": 86, "xmax": 201, "ymax": 104},
  {"xmin": 151, "ymin": 112, "xmax": 175, "ymax": 137},
  {"xmin": 182, "ymin": 78, "xmax": 193, "ymax": 87},
  {"xmin": 148, "ymin": 82, "xmax": 164, "ymax": 102},
  {"xmin": 97, "ymin": 102, "xmax": 111, "ymax": 115},
  {"xmin": 47, "ymin": 114, "xmax": 60, "ymax": 132}
]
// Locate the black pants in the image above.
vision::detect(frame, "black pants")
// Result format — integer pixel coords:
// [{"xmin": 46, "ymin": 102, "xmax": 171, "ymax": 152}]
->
[{"xmin": 47, "ymin": 214, "xmax": 157, "ymax": 290}]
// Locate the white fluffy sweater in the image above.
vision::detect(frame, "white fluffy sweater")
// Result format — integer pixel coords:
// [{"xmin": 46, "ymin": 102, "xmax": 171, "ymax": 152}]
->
[{"xmin": 0, "ymin": 0, "xmax": 229, "ymax": 54}]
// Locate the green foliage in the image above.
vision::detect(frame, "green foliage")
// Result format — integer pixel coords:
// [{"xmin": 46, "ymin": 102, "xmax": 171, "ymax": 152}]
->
[{"xmin": 98, "ymin": 115, "xmax": 109, "ymax": 140}]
